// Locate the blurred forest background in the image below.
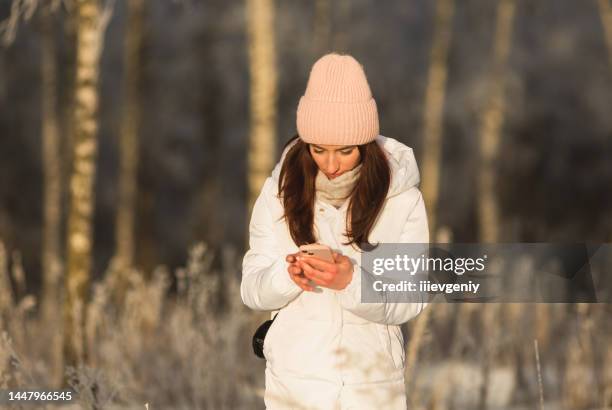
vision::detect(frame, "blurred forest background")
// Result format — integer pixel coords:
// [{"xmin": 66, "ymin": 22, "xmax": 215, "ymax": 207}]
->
[{"xmin": 0, "ymin": 0, "xmax": 611, "ymax": 409}]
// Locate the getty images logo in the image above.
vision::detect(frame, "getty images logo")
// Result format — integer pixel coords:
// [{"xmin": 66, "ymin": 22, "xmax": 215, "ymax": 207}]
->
[{"xmin": 372, "ymin": 253, "xmax": 488, "ymax": 276}]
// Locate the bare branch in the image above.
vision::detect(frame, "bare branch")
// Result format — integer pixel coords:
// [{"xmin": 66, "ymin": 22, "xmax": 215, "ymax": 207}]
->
[
  {"xmin": 98, "ymin": 0, "xmax": 115, "ymax": 33},
  {"xmin": 0, "ymin": 0, "xmax": 40, "ymax": 46}
]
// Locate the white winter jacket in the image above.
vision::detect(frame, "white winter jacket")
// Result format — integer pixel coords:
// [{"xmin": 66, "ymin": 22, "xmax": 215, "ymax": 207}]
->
[{"xmin": 241, "ymin": 135, "xmax": 430, "ymax": 410}]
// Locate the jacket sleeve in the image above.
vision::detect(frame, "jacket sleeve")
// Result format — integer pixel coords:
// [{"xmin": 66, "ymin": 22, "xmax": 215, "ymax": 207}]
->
[
  {"xmin": 338, "ymin": 187, "xmax": 430, "ymax": 325},
  {"xmin": 241, "ymin": 179, "xmax": 303, "ymax": 311}
]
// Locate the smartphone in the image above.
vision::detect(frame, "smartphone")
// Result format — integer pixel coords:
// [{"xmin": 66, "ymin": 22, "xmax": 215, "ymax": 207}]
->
[{"xmin": 298, "ymin": 243, "xmax": 335, "ymax": 263}]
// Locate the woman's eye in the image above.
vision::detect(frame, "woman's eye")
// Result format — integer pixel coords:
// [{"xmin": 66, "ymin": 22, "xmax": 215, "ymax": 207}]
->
[
  {"xmin": 313, "ymin": 149, "xmax": 324, "ymax": 154},
  {"xmin": 340, "ymin": 150, "xmax": 353, "ymax": 155}
]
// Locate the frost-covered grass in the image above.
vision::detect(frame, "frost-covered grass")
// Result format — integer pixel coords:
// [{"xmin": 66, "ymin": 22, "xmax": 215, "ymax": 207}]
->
[{"xmin": 0, "ymin": 241, "xmax": 610, "ymax": 409}]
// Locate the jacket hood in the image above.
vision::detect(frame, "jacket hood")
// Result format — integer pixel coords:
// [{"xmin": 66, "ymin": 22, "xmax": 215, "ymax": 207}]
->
[{"xmin": 270, "ymin": 135, "xmax": 420, "ymax": 198}]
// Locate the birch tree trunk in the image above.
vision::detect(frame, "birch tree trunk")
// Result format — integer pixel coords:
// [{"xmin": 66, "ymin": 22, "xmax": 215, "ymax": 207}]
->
[
  {"xmin": 40, "ymin": 3, "xmax": 62, "ymax": 321},
  {"xmin": 313, "ymin": 0, "xmax": 330, "ymax": 56},
  {"xmin": 477, "ymin": 0, "xmax": 516, "ymax": 244},
  {"xmin": 597, "ymin": 0, "xmax": 612, "ymax": 71},
  {"xmin": 0, "ymin": 243, "xmax": 13, "ymax": 321},
  {"xmin": 245, "ymin": 0, "xmax": 278, "ymax": 217},
  {"xmin": 115, "ymin": 0, "xmax": 144, "ymax": 271},
  {"xmin": 61, "ymin": 4, "xmax": 78, "ymax": 197},
  {"xmin": 420, "ymin": 0, "xmax": 455, "ymax": 241},
  {"xmin": 39, "ymin": 3, "xmax": 65, "ymax": 389},
  {"xmin": 476, "ymin": 1, "xmax": 516, "ymax": 408},
  {"xmin": 63, "ymin": 0, "xmax": 110, "ymax": 378}
]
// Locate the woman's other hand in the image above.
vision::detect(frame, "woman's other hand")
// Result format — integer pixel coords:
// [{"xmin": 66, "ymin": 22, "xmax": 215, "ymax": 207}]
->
[
  {"xmin": 297, "ymin": 252, "xmax": 354, "ymax": 291},
  {"xmin": 286, "ymin": 253, "xmax": 314, "ymax": 291}
]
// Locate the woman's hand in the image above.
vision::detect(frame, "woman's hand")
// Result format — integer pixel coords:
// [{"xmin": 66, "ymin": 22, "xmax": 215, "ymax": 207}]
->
[
  {"xmin": 297, "ymin": 252, "xmax": 354, "ymax": 291},
  {"xmin": 286, "ymin": 253, "xmax": 315, "ymax": 291}
]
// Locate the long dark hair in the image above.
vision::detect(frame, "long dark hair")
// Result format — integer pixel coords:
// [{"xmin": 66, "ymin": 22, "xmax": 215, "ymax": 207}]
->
[{"xmin": 277, "ymin": 134, "xmax": 391, "ymax": 251}]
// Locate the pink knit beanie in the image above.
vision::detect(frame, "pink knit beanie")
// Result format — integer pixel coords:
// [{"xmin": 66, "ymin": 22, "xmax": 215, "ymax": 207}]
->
[{"xmin": 296, "ymin": 53, "xmax": 379, "ymax": 146}]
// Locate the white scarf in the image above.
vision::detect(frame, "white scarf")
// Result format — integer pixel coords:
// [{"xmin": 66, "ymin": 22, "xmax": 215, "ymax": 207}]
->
[{"xmin": 315, "ymin": 163, "xmax": 362, "ymax": 209}]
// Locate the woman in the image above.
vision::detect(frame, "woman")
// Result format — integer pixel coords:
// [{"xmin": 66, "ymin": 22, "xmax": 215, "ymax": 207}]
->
[{"xmin": 241, "ymin": 53, "xmax": 430, "ymax": 410}]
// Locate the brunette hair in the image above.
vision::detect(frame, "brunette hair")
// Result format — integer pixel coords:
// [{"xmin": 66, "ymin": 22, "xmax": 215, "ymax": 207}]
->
[{"xmin": 277, "ymin": 134, "xmax": 391, "ymax": 251}]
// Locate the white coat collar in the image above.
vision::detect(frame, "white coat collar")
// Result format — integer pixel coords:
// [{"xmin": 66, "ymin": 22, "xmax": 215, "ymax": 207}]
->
[{"xmin": 270, "ymin": 135, "xmax": 420, "ymax": 199}]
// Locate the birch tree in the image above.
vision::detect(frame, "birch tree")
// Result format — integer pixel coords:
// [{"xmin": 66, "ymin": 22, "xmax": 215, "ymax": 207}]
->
[
  {"xmin": 245, "ymin": 0, "xmax": 278, "ymax": 217},
  {"xmin": 0, "ymin": 0, "xmax": 64, "ymax": 325},
  {"xmin": 39, "ymin": 2, "xmax": 66, "ymax": 389},
  {"xmin": 115, "ymin": 0, "xmax": 144, "ymax": 271},
  {"xmin": 0, "ymin": 0, "xmax": 66, "ymax": 388},
  {"xmin": 476, "ymin": 2, "xmax": 516, "ymax": 409},
  {"xmin": 420, "ymin": 0, "xmax": 455, "ymax": 241},
  {"xmin": 417, "ymin": 4, "xmax": 455, "ymax": 401},
  {"xmin": 477, "ymin": 0, "xmax": 516, "ymax": 244},
  {"xmin": 63, "ymin": 0, "xmax": 113, "ymax": 375}
]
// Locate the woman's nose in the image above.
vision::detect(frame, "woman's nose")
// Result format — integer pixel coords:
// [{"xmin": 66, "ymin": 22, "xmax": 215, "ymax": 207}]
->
[{"xmin": 326, "ymin": 157, "xmax": 339, "ymax": 173}]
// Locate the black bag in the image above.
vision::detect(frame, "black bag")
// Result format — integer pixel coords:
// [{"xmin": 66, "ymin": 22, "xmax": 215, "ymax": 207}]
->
[{"xmin": 252, "ymin": 312, "xmax": 279, "ymax": 359}]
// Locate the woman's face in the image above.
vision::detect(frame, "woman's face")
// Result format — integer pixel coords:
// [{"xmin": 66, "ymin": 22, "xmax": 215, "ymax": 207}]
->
[{"xmin": 308, "ymin": 144, "xmax": 361, "ymax": 180}]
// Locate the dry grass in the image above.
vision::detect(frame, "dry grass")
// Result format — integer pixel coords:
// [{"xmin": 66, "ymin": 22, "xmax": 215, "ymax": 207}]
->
[
  {"xmin": 1, "ymin": 242, "xmax": 261, "ymax": 409},
  {"xmin": 0, "ymin": 240, "xmax": 610, "ymax": 409}
]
